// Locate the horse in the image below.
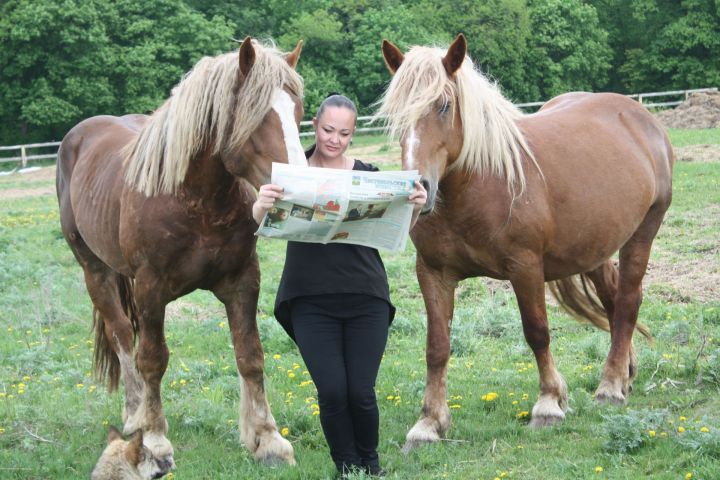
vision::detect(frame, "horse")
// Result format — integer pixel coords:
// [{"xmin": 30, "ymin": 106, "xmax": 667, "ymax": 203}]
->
[
  {"xmin": 56, "ymin": 37, "xmax": 306, "ymax": 470},
  {"xmin": 376, "ymin": 34, "xmax": 673, "ymax": 452}
]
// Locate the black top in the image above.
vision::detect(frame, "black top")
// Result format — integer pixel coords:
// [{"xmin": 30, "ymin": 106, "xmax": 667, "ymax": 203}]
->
[{"xmin": 274, "ymin": 155, "xmax": 395, "ymax": 340}]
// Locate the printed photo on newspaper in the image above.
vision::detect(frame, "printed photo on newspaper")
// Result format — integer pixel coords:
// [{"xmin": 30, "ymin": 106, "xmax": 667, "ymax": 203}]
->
[{"xmin": 256, "ymin": 163, "xmax": 421, "ymax": 251}]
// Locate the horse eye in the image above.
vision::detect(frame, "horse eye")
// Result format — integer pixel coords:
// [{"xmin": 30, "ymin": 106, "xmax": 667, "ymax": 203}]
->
[{"xmin": 438, "ymin": 101, "xmax": 450, "ymax": 115}]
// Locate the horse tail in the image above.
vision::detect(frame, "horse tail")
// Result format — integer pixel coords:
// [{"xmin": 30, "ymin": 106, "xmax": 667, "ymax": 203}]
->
[
  {"xmin": 92, "ymin": 276, "xmax": 139, "ymax": 391},
  {"xmin": 548, "ymin": 273, "xmax": 651, "ymax": 340}
]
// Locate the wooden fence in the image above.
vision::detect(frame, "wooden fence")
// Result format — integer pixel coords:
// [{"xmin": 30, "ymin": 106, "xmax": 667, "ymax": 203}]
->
[{"xmin": 1, "ymin": 87, "xmax": 716, "ymax": 168}]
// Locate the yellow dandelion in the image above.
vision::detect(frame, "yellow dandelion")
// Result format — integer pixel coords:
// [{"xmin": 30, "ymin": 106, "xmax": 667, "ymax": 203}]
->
[
  {"xmin": 288, "ymin": 372, "xmax": 295, "ymax": 378},
  {"xmin": 685, "ymin": 473, "xmax": 692, "ymax": 480},
  {"xmin": 522, "ymin": 393, "xmax": 529, "ymax": 400},
  {"xmin": 678, "ymin": 426, "xmax": 685, "ymax": 433},
  {"xmin": 0, "ymin": 427, "xmax": 5, "ymax": 433},
  {"xmin": 516, "ymin": 411, "xmax": 529, "ymax": 419},
  {"xmin": 386, "ymin": 395, "xmax": 394, "ymax": 401},
  {"xmin": 700, "ymin": 427, "xmax": 710, "ymax": 433},
  {"xmin": 312, "ymin": 411, "xmax": 320, "ymax": 416},
  {"xmin": 449, "ymin": 404, "xmax": 461, "ymax": 409},
  {"xmin": 660, "ymin": 432, "xmax": 668, "ymax": 438},
  {"xmin": 167, "ymin": 473, "xmax": 175, "ymax": 480},
  {"xmin": 280, "ymin": 427, "xmax": 289, "ymax": 437},
  {"xmin": 595, "ymin": 466, "xmax": 604, "ymax": 473},
  {"xmin": 662, "ymin": 353, "xmax": 672, "ymax": 360},
  {"xmin": 512, "ymin": 400, "xmax": 519, "ymax": 406},
  {"xmin": 76, "ymin": 383, "xmax": 84, "ymax": 389},
  {"xmin": 273, "ymin": 354, "xmax": 281, "ymax": 360},
  {"xmin": 22, "ymin": 375, "xmax": 31, "ymax": 381},
  {"xmin": 679, "ymin": 416, "xmax": 687, "ymax": 422},
  {"xmin": 311, "ymin": 404, "xmax": 319, "ymax": 410},
  {"xmin": 648, "ymin": 430, "xmax": 656, "ymax": 437},
  {"xmin": 218, "ymin": 322, "xmax": 226, "ymax": 328},
  {"xmin": 179, "ymin": 379, "xmax": 186, "ymax": 386},
  {"xmin": 102, "ymin": 420, "xmax": 109, "ymax": 426},
  {"xmin": 0, "ymin": 393, "xmax": 6, "ymax": 398}
]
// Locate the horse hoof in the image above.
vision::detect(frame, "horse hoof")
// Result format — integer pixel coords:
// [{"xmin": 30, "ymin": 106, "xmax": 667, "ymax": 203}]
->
[
  {"xmin": 254, "ymin": 432, "xmax": 296, "ymax": 466},
  {"xmin": 594, "ymin": 391, "xmax": 625, "ymax": 406},
  {"xmin": 528, "ymin": 413, "xmax": 564, "ymax": 428},
  {"xmin": 401, "ymin": 437, "xmax": 436, "ymax": 455}
]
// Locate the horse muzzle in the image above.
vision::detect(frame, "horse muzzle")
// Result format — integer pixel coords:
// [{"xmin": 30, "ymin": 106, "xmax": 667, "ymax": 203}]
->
[{"xmin": 419, "ymin": 177, "xmax": 437, "ymax": 215}]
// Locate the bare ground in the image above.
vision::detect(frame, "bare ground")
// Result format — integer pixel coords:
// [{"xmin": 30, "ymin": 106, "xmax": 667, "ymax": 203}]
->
[{"xmin": 2, "ymin": 145, "xmax": 717, "ymax": 303}]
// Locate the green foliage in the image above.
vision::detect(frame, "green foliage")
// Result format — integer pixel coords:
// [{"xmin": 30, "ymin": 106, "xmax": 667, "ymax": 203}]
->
[
  {"xmin": 1, "ymin": 0, "xmax": 718, "ymax": 144},
  {"xmin": 601, "ymin": 408, "xmax": 669, "ymax": 453},
  {"xmin": 524, "ymin": 0, "xmax": 612, "ymax": 100},
  {"xmin": 0, "ymin": 0, "xmax": 234, "ymax": 144}
]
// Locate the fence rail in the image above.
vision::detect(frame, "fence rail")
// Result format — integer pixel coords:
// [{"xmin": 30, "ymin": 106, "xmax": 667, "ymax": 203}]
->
[{"xmin": 1, "ymin": 87, "xmax": 716, "ymax": 168}]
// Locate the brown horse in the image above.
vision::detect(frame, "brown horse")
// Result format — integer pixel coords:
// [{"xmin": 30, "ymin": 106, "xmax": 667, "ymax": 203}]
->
[
  {"xmin": 56, "ymin": 38, "xmax": 305, "ymax": 470},
  {"xmin": 377, "ymin": 34, "xmax": 673, "ymax": 451}
]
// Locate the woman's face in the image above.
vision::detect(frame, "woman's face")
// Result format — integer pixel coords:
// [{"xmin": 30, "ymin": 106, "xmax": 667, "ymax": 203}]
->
[{"xmin": 313, "ymin": 106, "xmax": 356, "ymax": 159}]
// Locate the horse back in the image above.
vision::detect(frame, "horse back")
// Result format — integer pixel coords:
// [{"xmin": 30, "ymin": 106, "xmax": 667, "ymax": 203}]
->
[{"xmin": 57, "ymin": 115, "xmax": 148, "ymax": 275}]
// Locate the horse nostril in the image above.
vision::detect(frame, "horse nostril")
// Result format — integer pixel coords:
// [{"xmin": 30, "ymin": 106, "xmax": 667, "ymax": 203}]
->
[{"xmin": 420, "ymin": 178, "xmax": 430, "ymax": 192}]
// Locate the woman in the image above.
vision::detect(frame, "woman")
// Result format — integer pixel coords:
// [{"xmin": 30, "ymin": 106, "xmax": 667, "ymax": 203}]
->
[{"xmin": 253, "ymin": 94, "xmax": 427, "ymax": 476}]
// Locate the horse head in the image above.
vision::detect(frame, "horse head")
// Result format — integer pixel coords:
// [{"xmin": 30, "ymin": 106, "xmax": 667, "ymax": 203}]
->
[
  {"xmin": 225, "ymin": 37, "xmax": 306, "ymax": 189},
  {"xmin": 380, "ymin": 35, "xmax": 468, "ymax": 214}
]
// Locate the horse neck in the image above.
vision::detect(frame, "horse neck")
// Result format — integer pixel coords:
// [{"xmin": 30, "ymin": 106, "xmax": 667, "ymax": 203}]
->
[
  {"xmin": 179, "ymin": 149, "xmax": 239, "ymax": 203},
  {"xmin": 439, "ymin": 167, "xmax": 511, "ymax": 209}
]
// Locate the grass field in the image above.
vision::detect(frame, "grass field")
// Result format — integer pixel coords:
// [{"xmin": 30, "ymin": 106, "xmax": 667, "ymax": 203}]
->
[{"xmin": 0, "ymin": 130, "xmax": 719, "ymax": 479}]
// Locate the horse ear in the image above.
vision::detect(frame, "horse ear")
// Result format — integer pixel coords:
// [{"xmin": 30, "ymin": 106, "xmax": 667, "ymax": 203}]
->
[
  {"xmin": 285, "ymin": 39, "xmax": 303, "ymax": 69},
  {"xmin": 442, "ymin": 33, "xmax": 466, "ymax": 77},
  {"xmin": 382, "ymin": 39, "xmax": 404, "ymax": 75},
  {"xmin": 126, "ymin": 430, "xmax": 144, "ymax": 466},
  {"xmin": 107, "ymin": 425, "xmax": 122, "ymax": 444},
  {"xmin": 239, "ymin": 36, "xmax": 256, "ymax": 77}
]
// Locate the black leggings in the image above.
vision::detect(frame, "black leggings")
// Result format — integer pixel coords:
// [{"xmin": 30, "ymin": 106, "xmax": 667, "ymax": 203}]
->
[{"xmin": 290, "ymin": 294, "xmax": 389, "ymax": 472}]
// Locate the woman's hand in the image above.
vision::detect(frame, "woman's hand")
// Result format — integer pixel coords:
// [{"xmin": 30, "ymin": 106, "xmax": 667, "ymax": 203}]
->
[
  {"xmin": 408, "ymin": 180, "xmax": 428, "ymax": 210},
  {"xmin": 252, "ymin": 184, "xmax": 284, "ymax": 225},
  {"xmin": 408, "ymin": 180, "xmax": 428, "ymax": 229}
]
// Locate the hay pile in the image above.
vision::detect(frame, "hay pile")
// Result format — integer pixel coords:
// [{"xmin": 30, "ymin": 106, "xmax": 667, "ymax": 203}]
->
[{"xmin": 655, "ymin": 90, "xmax": 720, "ymax": 129}]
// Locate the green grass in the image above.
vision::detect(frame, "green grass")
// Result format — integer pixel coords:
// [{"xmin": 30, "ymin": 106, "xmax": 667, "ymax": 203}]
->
[
  {"xmin": 1, "ymin": 130, "xmax": 719, "ymax": 479},
  {"xmin": 667, "ymin": 128, "xmax": 720, "ymax": 147}
]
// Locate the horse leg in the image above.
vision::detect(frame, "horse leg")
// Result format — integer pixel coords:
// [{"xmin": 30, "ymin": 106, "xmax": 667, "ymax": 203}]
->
[
  {"xmin": 510, "ymin": 261, "xmax": 568, "ymax": 427},
  {"xmin": 212, "ymin": 259, "xmax": 295, "ymax": 465},
  {"xmin": 595, "ymin": 205, "xmax": 667, "ymax": 405},
  {"xmin": 403, "ymin": 258, "xmax": 457, "ymax": 453},
  {"xmin": 123, "ymin": 274, "xmax": 174, "ymax": 471},
  {"xmin": 59, "ymin": 217, "xmax": 143, "ymax": 422},
  {"xmin": 586, "ymin": 261, "xmax": 638, "ymax": 389}
]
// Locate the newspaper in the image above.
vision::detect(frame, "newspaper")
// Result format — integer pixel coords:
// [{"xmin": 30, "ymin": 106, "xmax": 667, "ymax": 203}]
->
[{"xmin": 256, "ymin": 163, "xmax": 421, "ymax": 251}]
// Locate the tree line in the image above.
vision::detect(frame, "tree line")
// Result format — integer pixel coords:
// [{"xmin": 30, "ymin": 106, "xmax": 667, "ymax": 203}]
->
[{"xmin": 1, "ymin": 0, "xmax": 718, "ymax": 145}]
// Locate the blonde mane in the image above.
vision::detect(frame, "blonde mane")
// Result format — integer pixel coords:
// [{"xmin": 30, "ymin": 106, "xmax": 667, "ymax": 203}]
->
[
  {"xmin": 376, "ymin": 46, "xmax": 535, "ymax": 195},
  {"xmin": 124, "ymin": 41, "xmax": 303, "ymax": 196}
]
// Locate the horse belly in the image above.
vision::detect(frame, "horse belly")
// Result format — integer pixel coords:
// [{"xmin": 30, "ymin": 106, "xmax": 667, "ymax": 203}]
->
[
  {"xmin": 543, "ymin": 155, "xmax": 658, "ymax": 276},
  {"xmin": 69, "ymin": 133, "xmax": 132, "ymax": 275}
]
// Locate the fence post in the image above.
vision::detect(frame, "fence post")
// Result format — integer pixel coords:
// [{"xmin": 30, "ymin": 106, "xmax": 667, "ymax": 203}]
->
[{"xmin": 21, "ymin": 146, "xmax": 27, "ymax": 168}]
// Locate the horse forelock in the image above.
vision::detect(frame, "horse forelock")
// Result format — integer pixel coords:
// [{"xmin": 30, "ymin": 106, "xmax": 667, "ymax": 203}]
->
[
  {"xmin": 376, "ymin": 45, "xmax": 535, "ymax": 196},
  {"xmin": 124, "ymin": 40, "xmax": 304, "ymax": 197}
]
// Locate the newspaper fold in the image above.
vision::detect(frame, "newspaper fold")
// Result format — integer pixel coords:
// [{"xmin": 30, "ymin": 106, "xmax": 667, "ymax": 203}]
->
[{"xmin": 256, "ymin": 163, "xmax": 421, "ymax": 252}]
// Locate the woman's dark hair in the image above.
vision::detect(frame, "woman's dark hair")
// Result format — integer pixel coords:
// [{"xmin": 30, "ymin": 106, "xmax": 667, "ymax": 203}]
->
[{"xmin": 317, "ymin": 94, "xmax": 357, "ymax": 120}]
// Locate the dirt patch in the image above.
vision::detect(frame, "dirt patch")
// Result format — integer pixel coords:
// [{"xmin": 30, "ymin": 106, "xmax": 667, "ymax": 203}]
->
[
  {"xmin": 655, "ymin": 91, "xmax": 720, "ymax": 129},
  {"xmin": 674, "ymin": 144, "xmax": 720, "ymax": 163},
  {"xmin": 0, "ymin": 165, "xmax": 57, "ymax": 200}
]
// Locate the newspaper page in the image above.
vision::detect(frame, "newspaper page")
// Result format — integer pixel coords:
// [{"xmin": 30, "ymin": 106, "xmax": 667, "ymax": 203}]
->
[{"xmin": 256, "ymin": 163, "xmax": 421, "ymax": 251}]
